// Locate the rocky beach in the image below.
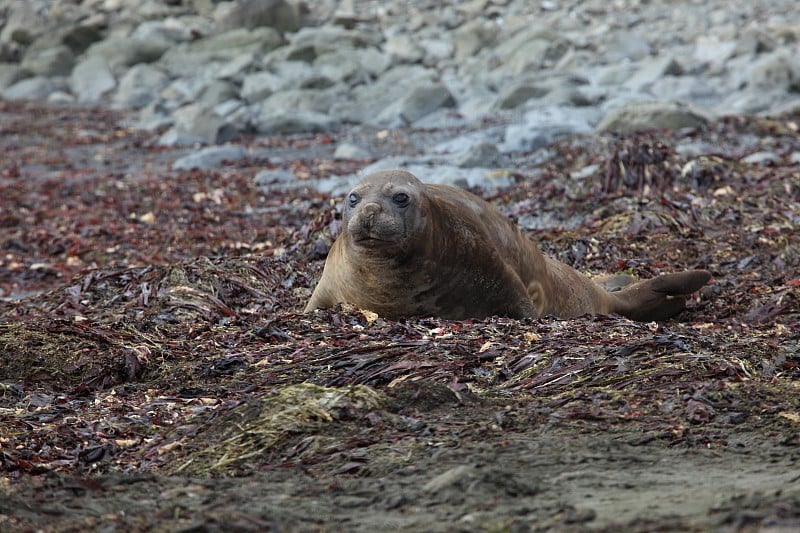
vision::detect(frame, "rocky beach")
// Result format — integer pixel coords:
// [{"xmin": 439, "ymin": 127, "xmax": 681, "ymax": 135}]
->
[{"xmin": 1, "ymin": 0, "xmax": 800, "ymax": 531}]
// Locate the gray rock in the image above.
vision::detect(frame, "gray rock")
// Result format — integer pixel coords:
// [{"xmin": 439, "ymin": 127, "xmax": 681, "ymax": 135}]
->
[
  {"xmin": 419, "ymin": 37, "xmax": 454, "ymax": 65},
  {"xmin": 453, "ymin": 19, "xmax": 498, "ymax": 60},
  {"xmin": 70, "ymin": 56, "xmax": 116, "ymax": 102},
  {"xmin": 333, "ymin": 142, "xmax": 370, "ymax": 160},
  {"xmin": 173, "ymin": 145, "xmax": 249, "ymax": 170},
  {"xmin": 20, "ymin": 45, "xmax": 75, "ymax": 76},
  {"xmin": 158, "ymin": 28, "xmax": 283, "ymax": 77},
  {"xmin": 329, "ymin": 64, "xmax": 438, "ymax": 124},
  {"xmin": 313, "ymin": 49, "xmax": 384, "ymax": 85},
  {"xmin": 196, "ymin": 80, "xmax": 238, "ymax": 109},
  {"xmin": 113, "ymin": 64, "xmax": 170, "ymax": 109},
  {"xmin": 623, "ymin": 55, "xmax": 684, "ymax": 91},
  {"xmin": 256, "ymin": 110, "xmax": 340, "ymax": 134},
  {"xmin": 385, "ymin": 33, "xmax": 425, "ymax": 63},
  {"xmin": 241, "ymin": 71, "xmax": 283, "ymax": 102},
  {"xmin": 0, "ymin": 0, "xmax": 50, "ymax": 44},
  {"xmin": 47, "ymin": 90, "xmax": 74, "ymax": 104},
  {"xmin": 281, "ymin": 25, "xmax": 382, "ymax": 62},
  {"xmin": 376, "ymin": 82, "xmax": 455, "ymax": 126},
  {"xmin": 603, "ymin": 31, "xmax": 652, "ymax": 62},
  {"xmin": 501, "ymin": 106, "xmax": 595, "ymax": 152},
  {"xmin": 494, "ymin": 79, "xmax": 550, "ymax": 109},
  {"xmin": 2, "ymin": 75, "xmax": 56, "ymax": 100},
  {"xmin": 131, "ymin": 19, "xmax": 197, "ymax": 46},
  {"xmin": 596, "ymin": 100, "xmax": 710, "ymax": 133},
  {"xmin": 0, "ymin": 63, "xmax": 27, "ymax": 91},
  {"xmin": 492, "ymin": 26, "xmax": 569, "ymax": 74},
  {"xmin": 25, "ymin": 24, "xmax": 105, "ymax": 56},
  {"xmin": 693, "ymin": 36, "xmax": 737, "ymax": 66},
  {"xmin": 133, "ymin": 101, "xmax": 174, "ymax": 131},
  {"xmin": 216, "ymin": 0, "xmax": 299, "ymax": 34},
  {"xmin": 741, "ymin": 151, "xmax": 780, "ymax": 165},
  {"xmin": 254, "ymin": 168, "xmax": 299, "ymax": 191},
  {"xmin": 259, "ymin": 87, "xmax": 343, "ymax": 115},
  {"xmin": 160, "ymin": 103, "xmax": 238, "ymax": 145},
  {"xmin": 215, "ymin": 52, "xmax": 256, "ymax": 80},
  {"xmin": 745, "ymin": 50, "xmax": 800, "ymax": 91},
  {"xmin": 270, "ymin": 61, "xmax": 333, "ymax": 90},
  {"xmin": 453, "ymin": 141, "xmax": 504, "ymax": 168},
  {"xmin": 85, "ymin": 37, "xmax": 169, "ymax": 74}
]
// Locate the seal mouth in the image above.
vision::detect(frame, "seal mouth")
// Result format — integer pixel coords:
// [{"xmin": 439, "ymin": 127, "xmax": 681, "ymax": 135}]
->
[{"xmin": 354, "ymin": 235, "xmax": 395, "ymax": 247}]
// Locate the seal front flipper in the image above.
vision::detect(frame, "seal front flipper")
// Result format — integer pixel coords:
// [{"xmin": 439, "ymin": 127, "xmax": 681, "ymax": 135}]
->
[{"xmin": 609, "ymin": 270, "xmax": 711, "ymax": 321}]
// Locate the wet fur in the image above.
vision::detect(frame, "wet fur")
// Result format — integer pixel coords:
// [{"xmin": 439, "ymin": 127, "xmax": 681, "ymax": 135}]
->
[{"xmin": 305, "ymin": 170, "xmax": 711, "ymax": 321}]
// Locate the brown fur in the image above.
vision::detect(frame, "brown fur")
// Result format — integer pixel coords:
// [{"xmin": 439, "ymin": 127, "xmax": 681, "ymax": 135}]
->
[{"xmin": 305, "ymin": 170, "xmax": 711, "ymax": 321}]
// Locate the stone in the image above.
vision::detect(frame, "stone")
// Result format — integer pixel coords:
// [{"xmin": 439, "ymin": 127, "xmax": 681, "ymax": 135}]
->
[
  {"xmin": 453, "ymin": 19, "xmax": 498, "ymax": 60},
  {"xmin": 596, "ymin": 100, "xmax": 710, "ymax": 133},
  {"xmin": 160, "ymin": 103, "xmax": 238, "ymax": 145},
  {"xmin": 259, "ymin": 87, "xmax": 344, "ymax": 115},
  {"xmin": 2, "ymin": 75, "xmax": 56, "ymax": 100},
  {"xmin": 384, "ymin": 33, "xmax": 425, "ymax": 63},
  {"xmin": 492, "ymin": 26, "xmax": 569, "ymax": 74},
  {"xmin": 254, "ymin": 169, "xmax": 299, "ymax": 191},
  {"xmin": 453, "ymin": 141, "xmax": 504, "ymax": 168},
  {"xmin": 216, "ymin": 0, "xmax": 299, "ymax": 34},
  {"xmin": 333, "ymin": 143, "xmax": 370, "ymax": 160},
  {"xmin": 70, "ymin": 56, "xmax": 116, "ymax": 102},
  {"xmin": 255, "ymin": 111, "xmax": 340, "ymax": 135},
  {"xmin": 501, "ymin": 106, "xmax": 595, "ymax": 152},
  {"xmin": 113, "ymin": 64, "xmax": 170, "ymax": 109},
  {"xmin": 603, "ymin": 31, "xmax": 652, "ymax": 62},
  {"xmin": 85, "ymin": 37, "xmax": 169, "ymax": 74},
  {"xmin": 0, "ymin": 0, "xmax": 50, "ymax": 44},
  {"xmin": 241, "ymin": 71, "xmax": 283, "ymax": 103},
  {"xmin": 313, "ymin": 49, "xmax": 380, "ymax": 85},
  {"xmin": 694, "ymin": 36, "xmax": 738, "ymax": 66},
  {"xmin": 328, "ymin": 65, "xmax": 439, "ymax": 124},
  {"xmin": 20, "ymin": 46, "xmax": 75, "ymax": 76},
  {"xmin": 173, "ymin": 145, "xmax": 249, "ymax": 170},
  {"xmin": 158, "ymin": 28, "xmax": 283, "ymax": 77},
  {"xmin": 494, "ymin": 80, "xmax": 550, "ymax": 109},
  {"xmin": 282, "ymin": 25, "xmax": 382, "ymax": 62},
  {"xmin": 741, "ymin": 151, "xmax": 780, "ymax": 165},
  {"xmin": 131, "ymin": 19, "xmax": 197, "ymax": 46},
  {"xmin": 196, "ymin": 80, "xmax": 238, "ymax": 109},
  {"xmin": 745, "ymin": 50, "xmax": 800, "ymax": 91},
  {"xmin": 376, "ymin": 82, "xmax": 455, "ymax": 126},
  {"xmin": 623, "ymin": 55, "xmax": 684, "ymax": 91},
  {"xmin": 0, "ymin": 63, "xmax": 27, "ymax": 91}
]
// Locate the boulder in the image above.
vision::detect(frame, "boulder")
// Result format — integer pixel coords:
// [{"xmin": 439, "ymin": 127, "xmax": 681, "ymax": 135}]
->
[
  {"xmin": 215, "ymin": 0, "xmax": 299, "ymax": 34},
  {"xmin": 255, "ymin": 111, "xmax": 340, "ymax": 134},
  {"xmin": 113, "ymin": 64, "xmax": 170, "ymax": 109},
  {"xmin": 173, "ymin": 145, "xmax": 249, "ymax": 170},
  {"xmin": 2, "ymin": 75, "xmax": 57, "ymax": 100},
  {"xmin": 596, "ymin": 100, "xmax": 710, "ymax": 133},
  {"xmin": 20, "ymin": 46, "xmax": 75, "ymax": 77},
  {"xmin": 70, "ymin": 56, "xmax": 117, "ymax": 102}
]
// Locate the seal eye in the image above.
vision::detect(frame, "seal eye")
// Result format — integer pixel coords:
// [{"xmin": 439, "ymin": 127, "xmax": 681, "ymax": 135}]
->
[
  {"xmin": 392, "ymin": 192, "xmax": 410, "ymax": 206},
  {"xmin": 348, "ymin": 192, "xmax": 360, "ymax": 207}
]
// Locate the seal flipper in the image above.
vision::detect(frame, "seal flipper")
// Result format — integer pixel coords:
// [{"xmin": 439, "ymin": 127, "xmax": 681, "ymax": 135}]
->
[{"xmin": 609, "ymin": 270, "xmax": 711, "ymax": 321}]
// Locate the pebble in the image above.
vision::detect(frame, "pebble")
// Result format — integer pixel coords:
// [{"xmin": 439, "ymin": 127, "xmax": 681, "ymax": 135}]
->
[{"xmin": 173, "ymin": 145, "xmax": 249, "ymax": 171}]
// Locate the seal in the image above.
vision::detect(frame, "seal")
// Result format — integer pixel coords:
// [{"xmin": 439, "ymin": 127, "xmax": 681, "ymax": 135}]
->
[{"xmin": 304, "ymin": 170, "xmax": 711, "ymax": 321}]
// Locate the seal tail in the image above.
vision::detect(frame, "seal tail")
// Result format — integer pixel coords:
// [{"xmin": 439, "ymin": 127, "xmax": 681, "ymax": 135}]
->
[{"xmin": 609, "ymin": 270, "xmax": 711, "ymax": 321}]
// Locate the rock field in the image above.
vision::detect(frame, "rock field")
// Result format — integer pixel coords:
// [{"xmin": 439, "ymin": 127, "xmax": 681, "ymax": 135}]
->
[{"xmin": 1, "ymin": 0, "xmax": 798, "ymax": 191}]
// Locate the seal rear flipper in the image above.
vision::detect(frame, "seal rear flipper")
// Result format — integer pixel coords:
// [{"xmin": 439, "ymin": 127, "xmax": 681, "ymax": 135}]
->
[{"xmin": 611, "ymin": 270, "xmax": 711, "ymax": 321}]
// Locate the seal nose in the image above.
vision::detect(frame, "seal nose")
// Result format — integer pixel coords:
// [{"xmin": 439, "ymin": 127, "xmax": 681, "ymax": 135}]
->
[{"xmin": 361, "ymin": 202, "xmax": 380, "ymax": 229}]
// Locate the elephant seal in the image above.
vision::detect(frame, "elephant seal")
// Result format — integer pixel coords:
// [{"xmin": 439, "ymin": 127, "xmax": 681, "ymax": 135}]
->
[{"xmin": 304, "ymin": 170, "xmax": 711, "ymax": 321}]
